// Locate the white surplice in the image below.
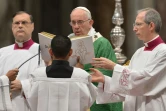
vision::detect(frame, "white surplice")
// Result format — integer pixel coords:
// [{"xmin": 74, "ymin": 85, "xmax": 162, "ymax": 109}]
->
[
  {"xmin": 96, "ymin": 43, "xmax": 166, "ymax": 111},
  {"xmin": 24, "ymin": 67, "xmax": 97, "ymax": 111},
  {"xmin": 0, "ymin": 43, "xmax": 39, "ymax": 56},
  {"xmin": 0, "ymin": 44, "xmax": 44, "ymax": 111},
  {"xmin": 0, "ymin": 75, "xmax": 12, "ymax": 111}
]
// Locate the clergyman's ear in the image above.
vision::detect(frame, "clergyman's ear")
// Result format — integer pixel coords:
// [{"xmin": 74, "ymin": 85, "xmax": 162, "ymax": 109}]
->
[
  {"xmin": 69, "ymin": 49, "xmax": 73, "ymax": 56},
  {"xmin": 89, "ymin": 19, "xmax": 94, "ymax": 26},
  {"xmin": 149, "ymin": 22, "xmax": 155, "ymax": 31}
]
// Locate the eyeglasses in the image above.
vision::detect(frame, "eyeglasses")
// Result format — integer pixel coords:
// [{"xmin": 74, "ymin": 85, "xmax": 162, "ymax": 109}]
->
[
  {"xmin": 13, "ymin": 21, "xmax": 32, "ymax": 26},
  {"xmin": 133, "ymin": 22, "xmax": 145, "ymax": 28},
  {"xmin": 69, "ymin": 19, "xmax": 90, "ymax": 26}
]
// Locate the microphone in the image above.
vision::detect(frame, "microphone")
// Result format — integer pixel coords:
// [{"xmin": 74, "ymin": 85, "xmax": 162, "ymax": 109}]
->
[{"xmin": 18, "ymin": 53, "xmax": 38, "ymax": 69}]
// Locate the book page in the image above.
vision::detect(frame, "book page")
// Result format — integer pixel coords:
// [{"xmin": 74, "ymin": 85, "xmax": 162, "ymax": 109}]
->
[{"xmin": 69, "ymin": 36, "xmax": 94, "ymax": 66}]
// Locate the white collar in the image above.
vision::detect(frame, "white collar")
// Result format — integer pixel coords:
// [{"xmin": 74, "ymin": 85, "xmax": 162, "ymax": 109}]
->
[
  {"xmin": 144, "ymin": 35, "xmax": 159, "ymax": 47},
  {"xmin": 68, "ymin": 27, "xmax": 102, "ymax": 42},
  {"xmin": 87, "ymin": 27, "xmax": 96, "ymax": 36}
]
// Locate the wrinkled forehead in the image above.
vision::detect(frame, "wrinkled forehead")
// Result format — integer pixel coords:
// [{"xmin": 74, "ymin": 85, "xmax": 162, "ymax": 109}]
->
[
  {"xmin": 70, "ymin": 9, "xmax": 88, "ymax": 20},
  {"xmin": 13, "ymin": 13, "xmax": 31, "ymax": 22}
]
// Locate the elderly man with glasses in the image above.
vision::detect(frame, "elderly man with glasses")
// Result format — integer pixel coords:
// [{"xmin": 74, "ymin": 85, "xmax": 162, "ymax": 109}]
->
[
  {"xmin": 91, "ymin": 8, "xmax": 166, "ymax": 111},
  {"xmin": 68, "ymin": 6, "xmax": 122, "ymax": 111}
]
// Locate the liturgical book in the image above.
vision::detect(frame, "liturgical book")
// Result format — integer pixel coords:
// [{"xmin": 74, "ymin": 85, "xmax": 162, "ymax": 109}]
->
[
  {"xmin": 38, "ymin": 32, "xmax": 95, "ymax": 66},
  {"xmin": 38, "ymin": 32, "xmax": 55, "ymax": 62}
]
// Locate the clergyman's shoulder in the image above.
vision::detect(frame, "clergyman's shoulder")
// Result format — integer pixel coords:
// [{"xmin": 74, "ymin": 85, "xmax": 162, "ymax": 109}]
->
[
  {"xmin": 94, "ymin": 34, "xmax": 109, "ymax": 43},
  {"xmin": 0, "ymin": 44, "xmax": 14, "ymax": 50},
  {"xmin": 0, "ymin": 44, "xmax": 14, "ymax": 55},
  {"xmin": 72, "ymin": 67, "xmax": 90, "ymax": 78},
  {"xmin": 32, "ymin": 66, "xmax": 46, "ymax": 77}
]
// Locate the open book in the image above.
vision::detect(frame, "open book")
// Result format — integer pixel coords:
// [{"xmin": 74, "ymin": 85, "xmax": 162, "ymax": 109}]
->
[{"xmin": 38, "ymin": 32, "xmax": 95, "ymax": 66}]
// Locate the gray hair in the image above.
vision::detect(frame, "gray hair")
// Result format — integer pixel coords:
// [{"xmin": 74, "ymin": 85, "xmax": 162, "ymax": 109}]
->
[
  {"xmin": 137, "ymin": 8, "xmax": 162, "ymax": 33},
  {"xmin": 72, "ymin": 6, "xmax": 92, "ymax": 19}
]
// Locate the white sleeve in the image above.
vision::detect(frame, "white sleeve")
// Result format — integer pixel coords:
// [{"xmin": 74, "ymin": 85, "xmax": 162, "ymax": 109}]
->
[
  {"xmin": 87, "ymin": 82, "xmax": 97, "ymax": 107},
  {"xmin": 0, "ymin": 75, "xmax": 9, "ymax": 86},
  {"xmin": 96, "ymin": 79, "xmax": 125, "ymax": 104},
  {"xmin": 21, "ymin": 79, "xmax": 31, "ymax": 98},
  {"xmin": 0, "ymin": 75, "xmax": 12, "ymax": 111},
  {"xmin": 106, "ymin": 50, "xmax": 166, "ymax": 96}
]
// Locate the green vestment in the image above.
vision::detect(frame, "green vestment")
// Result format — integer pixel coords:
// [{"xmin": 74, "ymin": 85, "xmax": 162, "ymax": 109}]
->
[{"xmin": 84, "ymin": 36, "xmax": 122, "ymax": 111}]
